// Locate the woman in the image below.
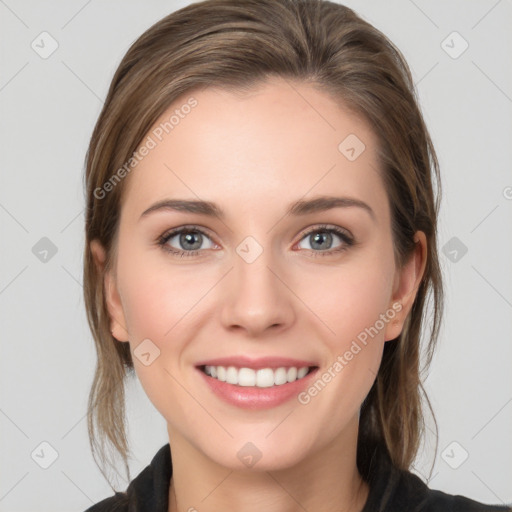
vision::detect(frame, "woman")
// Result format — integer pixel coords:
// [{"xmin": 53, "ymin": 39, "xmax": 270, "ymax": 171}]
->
[{"xmin": 82, "ymin": 0, "xmax": 511, "ymax": 510}]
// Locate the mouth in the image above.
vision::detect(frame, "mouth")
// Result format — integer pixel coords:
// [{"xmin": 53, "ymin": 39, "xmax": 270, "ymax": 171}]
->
[
  {"xmin": 194, "ymin": 356, "xmax": 320, "ymax": 409},
  {"xmin": 198, "ymin": 364, "xmax": 318, "ymax": 388}
]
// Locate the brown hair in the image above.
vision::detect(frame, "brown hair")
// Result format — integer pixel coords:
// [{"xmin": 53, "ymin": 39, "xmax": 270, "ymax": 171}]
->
[{"xmin": 83, "ymin": 0, "xmax": 443, "ymax": 490}]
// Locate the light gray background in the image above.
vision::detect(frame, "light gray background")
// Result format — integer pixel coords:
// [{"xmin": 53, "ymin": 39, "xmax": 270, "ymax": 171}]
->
[{"xmin": 1, "ymin": 0, "xmax": 511, "ymax": 510}]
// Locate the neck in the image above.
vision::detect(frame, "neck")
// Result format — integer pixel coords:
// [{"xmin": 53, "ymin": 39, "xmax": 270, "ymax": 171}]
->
[{"xmin": 167, "ymin": 418, "xmax": 369, "ymax": 512}]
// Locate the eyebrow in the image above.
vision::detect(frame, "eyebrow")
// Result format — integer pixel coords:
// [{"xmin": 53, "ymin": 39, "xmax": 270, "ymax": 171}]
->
[{"xmin": 139, "ymin": 195, "xmax": 376, "ymax": 222}]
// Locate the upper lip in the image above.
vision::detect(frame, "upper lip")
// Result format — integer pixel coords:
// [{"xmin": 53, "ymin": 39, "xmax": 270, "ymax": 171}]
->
[{"xmin": 195, "ymin": 356, "xmax": 319, "ymax": 370}]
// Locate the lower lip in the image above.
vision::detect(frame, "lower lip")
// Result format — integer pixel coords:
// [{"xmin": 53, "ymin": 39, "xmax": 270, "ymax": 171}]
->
[{"xmin": 197, "ymin": 367, "xmax": 319, "ymax": 410}]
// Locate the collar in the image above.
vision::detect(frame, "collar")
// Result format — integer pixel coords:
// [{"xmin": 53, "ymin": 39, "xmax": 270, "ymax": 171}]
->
[
  {"xmin": 124, "ymin": 442, "xmax": 432, "ymax": 512},
  {"xmin": 126, "ymin": 443, "xmax": 172, "ymax": 512}
]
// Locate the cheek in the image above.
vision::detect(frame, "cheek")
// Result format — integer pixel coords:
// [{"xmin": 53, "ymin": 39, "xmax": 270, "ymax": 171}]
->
[
  {"xmin": 117, "ymin": 243, "xmax": 211, "ymax": 343},
  {"xmin": 301, "ymin": 257, "xmax": 395, "ymax": 347},
  {"xmin": 115, "ymin": 249, "xmax": 211, "ymax": 414},
  {"xmin": 299, "ymin": 249, "xmax": 395, "ymax": 395},
  {"xmin": 296, "ymin": 266, "xmax": 394, "ymax": 424}
]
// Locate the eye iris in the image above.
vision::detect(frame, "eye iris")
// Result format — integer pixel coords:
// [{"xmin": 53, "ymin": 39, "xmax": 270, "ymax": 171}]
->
[
  {"xmin": 310, "ymin": 231, "xmax": 332, "ymax": 250},
  {"xmin": 180, "ymin": 232, "xmax": 202, "ymax": 250}
]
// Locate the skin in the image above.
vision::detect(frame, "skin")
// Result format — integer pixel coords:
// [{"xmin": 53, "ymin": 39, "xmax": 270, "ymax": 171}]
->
[{"xmin": 91, "ymin": 76, "xmax": 426, "ymax": 512}]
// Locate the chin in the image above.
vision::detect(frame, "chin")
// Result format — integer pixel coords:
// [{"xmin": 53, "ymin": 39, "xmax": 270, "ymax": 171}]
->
[{"xmin": 194, "ymin": 432, "xmax": 315, "ymax": 472}]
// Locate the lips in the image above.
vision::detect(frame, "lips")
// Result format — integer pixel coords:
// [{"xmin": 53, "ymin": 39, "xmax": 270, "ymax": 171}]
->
[{"xmin": 195, "ymin": 355, "xmax": 318, "ymax": 370}]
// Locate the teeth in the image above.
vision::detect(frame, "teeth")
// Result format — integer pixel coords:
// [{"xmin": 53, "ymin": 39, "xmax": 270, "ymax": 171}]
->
[{"xmin": 203, "ymin": 365, "xmax": 312, "ymax": 387}]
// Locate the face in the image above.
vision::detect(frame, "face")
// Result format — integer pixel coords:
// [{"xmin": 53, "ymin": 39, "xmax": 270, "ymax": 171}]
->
[{"xmin": 92, "ymin": 77, "xmax": 425, "ymax": 471}]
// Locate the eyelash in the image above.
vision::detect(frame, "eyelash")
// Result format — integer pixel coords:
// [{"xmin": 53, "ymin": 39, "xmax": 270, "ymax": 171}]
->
[{"xmin": 157, "ymin": 224, "xmax": 355, "ymax": 258}]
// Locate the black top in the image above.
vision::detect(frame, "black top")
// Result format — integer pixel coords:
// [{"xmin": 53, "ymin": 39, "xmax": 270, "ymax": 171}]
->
[{"xmin": 85, "ymin": 443, "xmax": 511, "ymax": 512}]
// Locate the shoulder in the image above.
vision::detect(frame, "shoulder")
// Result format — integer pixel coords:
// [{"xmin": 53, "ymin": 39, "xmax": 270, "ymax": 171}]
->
[
  {"xmin": 363, "ymin": 448, "xmax": 511, "ymax": 512},
  {"xmin": 83, "ymin": 443, "xmax": 172, "ymax": 512},
  {"xmin": 422, "ymin": 487, "xmax": 512, "ymax": 512},
  {"xmin": 84, "ymin": 492, "xmax": 129, "ymax": 512},
  {"xmin": 393, "ymin": 470, "xmax": 511, "ymax": 511}
]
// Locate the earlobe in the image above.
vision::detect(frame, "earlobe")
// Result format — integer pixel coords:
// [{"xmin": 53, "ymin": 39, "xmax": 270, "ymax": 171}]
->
[
  {"xmin": 384, "ymin": 231, "xmax": 427, "ymax": 342},
  {"xmin": 90, "ymin": 239, "xmax": 129, "ymax": 342}
]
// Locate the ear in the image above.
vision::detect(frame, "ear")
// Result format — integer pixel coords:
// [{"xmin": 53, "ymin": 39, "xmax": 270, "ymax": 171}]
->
[
  {"xmin": 90, "ymin": 239, "xmax": 129, "ymax": 342},
  {"xmin": 384, "ymin": 231, "xmax": 427, "ymax": 342}
]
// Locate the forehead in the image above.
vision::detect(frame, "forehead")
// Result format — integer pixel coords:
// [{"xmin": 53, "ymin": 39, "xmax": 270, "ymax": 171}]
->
[{"xmin": 121, "ymin": 77, "xmax": 386, "ymax": 222}]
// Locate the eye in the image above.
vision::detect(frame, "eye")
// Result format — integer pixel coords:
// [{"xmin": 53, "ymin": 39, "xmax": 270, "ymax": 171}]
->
[
  {"xmin": 295, "ymin": 224, "xmax": 355, "ymax": 256},
  {"xmin": 157, "ymin": 226, "xmax": 216, "ymax": 257},
  {"xmin": 157, "ymin": 223, "xmax": 355, "ymax": 258}
]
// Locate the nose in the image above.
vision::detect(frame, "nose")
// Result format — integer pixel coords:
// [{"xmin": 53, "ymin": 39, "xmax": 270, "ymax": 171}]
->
[{"xmin": 220, "ymin": 247, "xmax": 296, "ymax": 337}]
